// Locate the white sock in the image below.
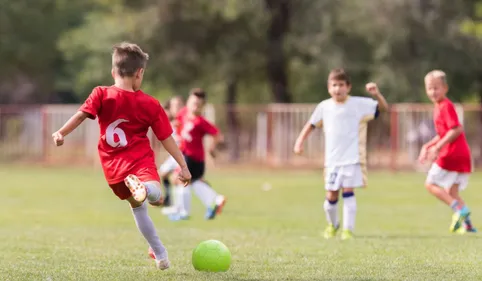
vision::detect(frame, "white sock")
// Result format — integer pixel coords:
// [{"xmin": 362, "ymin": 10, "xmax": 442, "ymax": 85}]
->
[
  {"xmin": 144, "ymin": 182, "xmax": 162, "ymax": 203},
  {"xmin": 191, "ymin": 180, "xmax": 218, "ymax": 208},
  {"xmin": 176, "ymin": 184, "xmax": 191, "ymax": 217},
  {"xmin": 342, "ymin": 192, "xmax": 357, "ymax": 231},
  {"xmin": 131, "ymin": 203, "xmax": 167, "ymax": 260},
  {"xmin": 323, "ymin": 199, "xmax": 339, "ymax": 227}
]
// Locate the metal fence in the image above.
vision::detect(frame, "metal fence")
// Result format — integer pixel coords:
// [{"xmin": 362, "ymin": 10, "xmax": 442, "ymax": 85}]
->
[{"xmin": 1, "ymin": 103, "xmax": 480, "ymax": 170}]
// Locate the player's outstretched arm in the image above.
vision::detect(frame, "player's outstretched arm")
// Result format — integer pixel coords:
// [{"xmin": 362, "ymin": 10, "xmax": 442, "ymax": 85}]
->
[
  {"xmin": 293, "ymin": 122, "xmax": 315, "ymax": 155},
  {"xmin": 52, "ymin": 111, "xmax": 89, "ymax": 146},
  {"xmin": 365, "ymin": 82, "xmax": 389, "ymax": 111},
  {"xmin": 161, "ymin": 136, "xmax": 192, "ymax": 185}
]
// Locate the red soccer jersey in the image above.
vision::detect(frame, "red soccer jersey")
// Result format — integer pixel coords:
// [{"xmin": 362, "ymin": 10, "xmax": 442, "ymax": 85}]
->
[
  {"xmin": 177, "ymin": 107, "xmax": 219, "ymax": 162},
  {"xmin": 433, "ymin": 98, "xmax": 471, "ymax": 173},
  {"xmin": 79, "ymin": 86, "xmax": 173, "ymax": 184}
]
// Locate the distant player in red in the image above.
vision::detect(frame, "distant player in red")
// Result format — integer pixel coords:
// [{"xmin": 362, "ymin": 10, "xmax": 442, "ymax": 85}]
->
[
  {"xmin": 419, "ymin": 70, "xmax": 475, "ymax": 233},
  {"xmin": 51, "ymin": 42, "xmax": 192, "ymax": 270},
  {"xmin": 169, "ymin": 88, "xmax": 226, "ymax": 221}
]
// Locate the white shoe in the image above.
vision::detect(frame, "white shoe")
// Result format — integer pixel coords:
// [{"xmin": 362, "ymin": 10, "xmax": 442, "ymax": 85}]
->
[
  {"xmin": 124, "ymin": 174, "xmax": 147, "ymax": 203},
  {"xmin": 155, "ymin": 258, "xmax": 171, "ymax": 270}
]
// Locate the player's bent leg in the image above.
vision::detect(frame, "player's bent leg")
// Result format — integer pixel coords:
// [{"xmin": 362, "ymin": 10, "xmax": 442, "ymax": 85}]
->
[
  {"xmin": 168, "ymin": 177, "xmax": 191, "ymax": 221},
  {"xmin": 191, "ymin": 179, "xmax": 226, "ymax": 220},
  {"xmin": 144, "ymin": 181, "xmax": 164, "ymax": 206},
  {"xmin": 341, "ymin": 188, "xmax": 356, "ymax": 240},
  {"xmin": 127, "ymin": 197, "xmax": 170, "ymax": 270},
  {"xmin": 448, "ymin": 183, "xmax": 475, "ymax": 232},
  {"xmin": 323, "ymin": 190, "xmax": 340, "ymax": 239},
  {"xmin": 424, "ymin": 183, "xmax": 454, "ymax": 206}
]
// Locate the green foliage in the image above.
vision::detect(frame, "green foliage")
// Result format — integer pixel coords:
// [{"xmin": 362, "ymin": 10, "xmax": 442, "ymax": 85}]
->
[{"xmin": 2, "ymin": 0, "xmax": 482, "ymax": 103}]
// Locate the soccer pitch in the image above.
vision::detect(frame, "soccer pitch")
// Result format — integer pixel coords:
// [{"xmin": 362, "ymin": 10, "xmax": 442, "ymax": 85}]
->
[{"xmin": 0, "ymin": 166, "xmax": 481, "ymax": 281}]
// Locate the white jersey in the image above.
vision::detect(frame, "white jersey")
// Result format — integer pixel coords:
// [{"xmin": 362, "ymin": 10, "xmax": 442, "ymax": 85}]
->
[{"xmin": 309, "ymin": 96, "xmax": 378, "ymax": 167}]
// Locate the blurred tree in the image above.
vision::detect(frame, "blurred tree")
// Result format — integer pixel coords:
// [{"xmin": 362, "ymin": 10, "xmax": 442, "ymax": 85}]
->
[{"xmin": 0, "ymin": 0, "xmax": 94, "ymax": 103}]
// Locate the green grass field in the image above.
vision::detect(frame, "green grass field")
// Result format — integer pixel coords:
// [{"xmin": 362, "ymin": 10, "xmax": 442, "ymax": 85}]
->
[{"xmin": 0, "ymin": 165, "xmax": 481, "ymax": 281}]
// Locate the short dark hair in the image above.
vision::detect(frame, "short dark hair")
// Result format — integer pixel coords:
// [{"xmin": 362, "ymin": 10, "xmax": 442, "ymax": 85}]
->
[
  {"xmin": 112, "ymin": 42, "xmax": 149, "ymax": 77},
  {"xmin": 189, "ymin": 88, "xmax": 206, "ymax": 100},
  {"xmin": 328, "ymin": 68, "xmax": 351, "ymax": 85}
]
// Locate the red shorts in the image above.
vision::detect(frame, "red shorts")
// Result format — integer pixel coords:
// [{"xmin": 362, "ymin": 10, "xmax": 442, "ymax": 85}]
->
[{"xmin": 108, "ymin": 166, "xmax": 160, "ymax": 200}]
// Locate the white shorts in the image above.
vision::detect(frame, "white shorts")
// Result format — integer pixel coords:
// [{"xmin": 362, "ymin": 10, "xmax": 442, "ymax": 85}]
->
[
  {"xmin": 426, "ymin": 163, "xmax": 469, "ymax": 191},
  {"xmin": 324, "ymin": 164, "xmax": 366, "ymax": 191},
  {"xmin": 159, "ymin": 156, "xmax": 178, "ymax": 174}
]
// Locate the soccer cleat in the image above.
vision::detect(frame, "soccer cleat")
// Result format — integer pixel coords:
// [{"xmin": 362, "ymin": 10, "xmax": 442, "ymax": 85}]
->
[
  {"xmin": 205, "ymin": 195, "xmax": 227, "ymax": 220},
  {"xmin": 450, "ymin": 206, "xmax": 471, "ymax": 233},
  {"xmin": 465, "ymin": 225, "xmax": 477, "ymax": 233},
  {"xmin": 341, "ymin": 229, "xmax": 354, "ymax": 240},
  {"xmin": 148, "ymin": 247, "xmax": 170, "ymax": 270},
  {"xmin": 124, "ymin": 174, "xmax": 147, "ymax": 203},
  {"xmin": 323, "ymin": 224, "xmax": 339, "ymax": 239},
  {"xmin": 156, "ymin": 258, "xmax": 171, "ymax": 270}
]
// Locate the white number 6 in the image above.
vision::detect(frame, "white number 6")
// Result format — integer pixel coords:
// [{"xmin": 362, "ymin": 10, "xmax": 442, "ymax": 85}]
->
[{"xmin": 106, "ymin": 119, "xmax": 129, "ymax": 148}]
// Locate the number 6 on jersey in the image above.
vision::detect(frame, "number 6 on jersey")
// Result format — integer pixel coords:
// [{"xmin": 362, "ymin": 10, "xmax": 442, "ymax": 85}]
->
[{"xmin": 106, "ymin": 119, "xmax": 129, "ymax": 148}]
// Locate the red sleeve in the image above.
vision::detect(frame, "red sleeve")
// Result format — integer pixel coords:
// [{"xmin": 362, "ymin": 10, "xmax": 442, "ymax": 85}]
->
[
  {"xmin": 79, "ymin": 87, "xmax": 103, "ymax": 119},
  {"xmin": 201, "ymin": 118, "xmax": 219, "ymax": 136},
  {"xmin": 442, "ymin": 103, "xmax": 461, "ymax": 129},
  {"xmin": 151, "ymin": 101, "xmax": 174, "ymax": 141}
]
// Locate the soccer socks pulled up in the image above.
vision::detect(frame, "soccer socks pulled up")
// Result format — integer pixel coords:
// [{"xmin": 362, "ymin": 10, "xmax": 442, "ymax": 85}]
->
[
  {"xmin": 450, "ymin": 200, "xmax": 461, "ymax": 212},
  {"xmin": 342, "ymin": 192, "xmax": 357, "ymax": 231},
  {"xmin": 323, "ymin": 198, "xmax": 339, "ymax": 227},
  {"xmin": 191, "ymin": 180, "xmax": 218, "ymax": 208},
  {"xmin": 131, "ymin": 203, "xmax": 167, "ymax": 260},
  {"xmin": 174, "ymin": 184, "xmax": 191, "ymax": 217}
]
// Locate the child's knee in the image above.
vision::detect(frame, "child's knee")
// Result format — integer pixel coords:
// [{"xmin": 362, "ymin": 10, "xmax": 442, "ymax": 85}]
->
[
  {"xmin": 448, "ymin": 185, "xmax": 459, "ymax": 197},
  {"xmin": 425, "ymin": 182, "xmax": 435, "ymax": 192},
  {"xmin": 326, "ymin": 190, "xmax": 339, "ymax": 201}
]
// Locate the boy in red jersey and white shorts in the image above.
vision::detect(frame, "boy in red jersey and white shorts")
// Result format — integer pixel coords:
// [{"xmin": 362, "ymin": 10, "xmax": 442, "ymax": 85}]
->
[
  {"xmin": 419, "ymin": 70, "xmax": 475, "ymax": 233},
  {"xmin": 52, "ymin": 42, "xmax": 192, "ymax": 270},
  {"xmin": 169, "ymin": 88, "xmax": 226, "ymax": 221}
]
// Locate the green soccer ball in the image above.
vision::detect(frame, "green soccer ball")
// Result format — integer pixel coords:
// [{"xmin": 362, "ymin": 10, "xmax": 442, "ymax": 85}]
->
[{"xmin": 192, "ymin": 240, "xmax": 231, "ymax": 272}]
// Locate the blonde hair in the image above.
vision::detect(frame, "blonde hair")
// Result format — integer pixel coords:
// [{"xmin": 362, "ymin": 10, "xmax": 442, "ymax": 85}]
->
[
  {"xmin": 425, "ymin": 70, "xmax": 447, "ymax": 85},
  {"xmin": 112, "ymin": 42, "xmax": 149, "ymax": 77}
]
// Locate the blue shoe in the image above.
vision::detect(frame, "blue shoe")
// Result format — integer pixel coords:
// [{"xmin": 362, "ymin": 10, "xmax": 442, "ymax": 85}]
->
[
  {"xmin": 205, "ymin": 195, "xmax": 226, "ymax": 220},
  {"xmin": 168, "ymin": 213, "xmax": 189, "ymax": 221},
  {"xmin": 450, "ymin": 206, "xmax": 471, "ymax": 233},
  {"xmin": 466, "ymin": 226, "xmax": 478, "ymax": 233}
]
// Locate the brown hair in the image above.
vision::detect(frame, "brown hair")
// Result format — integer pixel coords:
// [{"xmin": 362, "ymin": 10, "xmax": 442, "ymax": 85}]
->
[
  {"xmin": 112, "ymin": 42, "xmax": 149, "ymax": 77},
  {"xmin": 328, "ymin": 68, "xmax": 351, "ymax": 85},
  {"xmin": 189, "ymin": 88, "xmax": 207, "ymax": 100}
]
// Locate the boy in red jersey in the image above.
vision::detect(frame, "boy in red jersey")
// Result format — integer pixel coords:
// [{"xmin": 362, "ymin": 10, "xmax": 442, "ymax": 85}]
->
[
  {"xmin": 419, "ymin": 70, "xmax": 475, "ymax": 233},
  {"xmin": 169, "ymin": 88, "xmax": 226, "ymax": 221},
  {"xmin": 51, "ymin": 42, "xmax": 192, "ymax": 270}
]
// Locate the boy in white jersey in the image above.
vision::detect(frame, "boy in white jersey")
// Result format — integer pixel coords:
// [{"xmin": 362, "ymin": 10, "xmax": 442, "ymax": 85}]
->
[{"xmin": 294, "ymin": 69, "xmax": 388, "ymax": 240}]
